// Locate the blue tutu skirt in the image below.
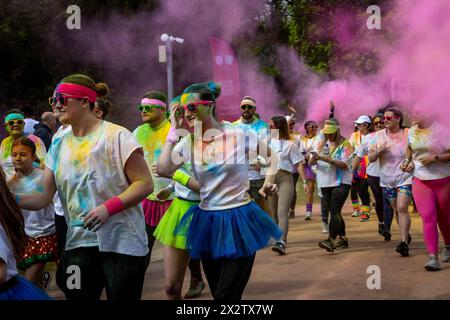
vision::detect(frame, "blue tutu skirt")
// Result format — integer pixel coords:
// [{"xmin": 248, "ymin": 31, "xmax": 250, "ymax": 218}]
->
[
  {"xmin": 0, "ymin": 276, "xmax": 51, "ymax": 300},
  {"xmin": 174, "ymin": 201, "xmax": 281, "ymax": 259}
]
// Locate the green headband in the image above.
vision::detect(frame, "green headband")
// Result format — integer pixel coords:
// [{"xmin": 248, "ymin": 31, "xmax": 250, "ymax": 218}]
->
[{"xmin": 5, "ymin": 113, "xmax": 25, "ymax": 123}]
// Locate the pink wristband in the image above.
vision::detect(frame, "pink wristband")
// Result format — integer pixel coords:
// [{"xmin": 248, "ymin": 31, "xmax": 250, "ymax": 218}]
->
[
  {"xmin": 103, "ymin": 196, "xmax": 124, "ymax": 217},
  {"xmin": 166, "ymin": 127, "xmax": 179, "ymax": 143}
]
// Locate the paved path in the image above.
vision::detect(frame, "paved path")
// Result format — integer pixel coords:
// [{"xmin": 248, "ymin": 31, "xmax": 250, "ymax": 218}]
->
[{"xmin": 48, "ymin": 203, "xmax": 450, "ymax": 300}]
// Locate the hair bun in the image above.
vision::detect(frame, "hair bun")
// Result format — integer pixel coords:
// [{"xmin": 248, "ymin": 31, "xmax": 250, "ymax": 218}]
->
[
  {"xmin": 96, "ymin": 83, "xmax": 110, "ymax": 98},
  {"xmin": 207, "ymin": 82, "xmax": 221, "ymax": 99}
]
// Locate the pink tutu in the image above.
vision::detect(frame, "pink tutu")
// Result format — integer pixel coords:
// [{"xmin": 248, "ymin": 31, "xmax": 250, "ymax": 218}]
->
[{"xmin": 142, "ymin": 199, "xmax": 173, "ymax": 227}]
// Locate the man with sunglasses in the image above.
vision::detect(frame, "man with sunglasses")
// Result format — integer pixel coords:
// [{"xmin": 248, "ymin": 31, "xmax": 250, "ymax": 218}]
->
[
  {"xmin": 132, "ymin": 91, "xmax": 174, "ymax": 270},
  {"xmin": 232, "ymin": 96, "xmax": 271, "ymax": 215},
  {"xmin": 0, "ymin": 109, "xmax": 46, "ymax": 180}
]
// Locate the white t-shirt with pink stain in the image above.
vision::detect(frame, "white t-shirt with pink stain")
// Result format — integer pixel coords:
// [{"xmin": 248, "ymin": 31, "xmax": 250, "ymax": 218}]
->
[{"xmin": 369, "ymin": 128, "xmax": 413, "ymax": 188}]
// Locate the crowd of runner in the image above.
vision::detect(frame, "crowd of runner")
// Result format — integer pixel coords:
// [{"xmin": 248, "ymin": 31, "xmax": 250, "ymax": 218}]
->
[{"xmin": 1, "ymin": 74, "xmax": 450, "ymax": 300}]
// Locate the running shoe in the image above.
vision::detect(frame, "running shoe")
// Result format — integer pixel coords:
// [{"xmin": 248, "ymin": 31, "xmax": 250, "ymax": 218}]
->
[
  {"xmin": 384, "ymin": 229, "xmax": 392, "ymax": 241},
  {"xmin": 351, "ymin": 209, "xmax": 360, "ymax": 217},
  {"xmin": 289, "ymin": 210, "xmax": 296, "ymax": 219},
  {"xmin": 334, "ymin": 238, "xmax": 349, "ymax": 249},
  {"xmin": 442, "ymin": 245, "xmax": 450, "ymax": 262},
  {"xmin": 305, "ymin": 212, "xmax": 312, "ymax": 220},
  {"xmin": 319, "ymin": 238, "xmax": 335, "ymax": 252},
  {"xmin": 184, "ymin": 278, "xmax": 207, "ymax": 299},
  {"xmin": 272, "ymin": 240, "xmax": 286, "ymax": 255},
  {"xmin": 378, "ymin": 223, "xmax": 386, "ymax": 237},
  {"xmin": 360, "ymin": 213, "xmax": 370, "ymax": 222},
  {"xmin": 396, "ymin": 241, "xmax": 409, "ymax": 257},
  {"xmin": 424, "ymin": 256, "xmax": 441, "ymax": 271},
  {"xmin": 321, "ymin": 222, "xmax": 329, "ymax": 234}
]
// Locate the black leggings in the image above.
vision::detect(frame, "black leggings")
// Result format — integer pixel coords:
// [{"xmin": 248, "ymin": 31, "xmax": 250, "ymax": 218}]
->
[
  {"xmin": 202, "ymin": 255, "xmax": 255, "ymax": 301},
  {"xmin": 189, "ymin": 258, "xmax": 203, "ymax": 280},
  {"xmin": 367, "ymin": 175, "xmax": 384, "ymax": 222},
  {"xmin": 57, "ymin": 247, "xmax": 146, "ymax": 300},
  {"xmin": 144, "ymin": 225, "xmax": 157, "ymax": 272},
  {"xmin": 54, "ymin": 214, "xmax": 67, "ymax": 261},
  {"xmin": 353, "ymin": 177, "xmax": 371, "ymax": 207},
  {"xmin": 321, "ymin": 185, "xmax": 351, "ymax": 239}
]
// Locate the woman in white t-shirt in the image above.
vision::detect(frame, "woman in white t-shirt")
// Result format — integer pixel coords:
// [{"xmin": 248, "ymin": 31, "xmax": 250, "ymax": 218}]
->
[
  {"xmin": 299, "ymin": 120, "xmax": 321, "ymax": 221},
  {"xmin": 0, "ymin": 166, "xmax": 50, "ymax": 300},
  {"xmin": 369, "ymin": 106, "xmax": 413, "ymax": 257},
  {"xmin": 404, "ymin": 108, "xmax": 450, "ymax": 271},
  {"xmin": 310, "ymin": 119, "xmax": 354, "ymax": 252},
  {"xmin": 268, "ymin": 116, "xmax": 307, "ymax": 255},
  {"xmin": 14, "ymin": 74, "xmax": 152, "ymax": 300},
  {"xmin": 157, "ymin": 82, "xmax": 281, "ymax": 301},
  {"xmin": 353, "ymin": 114, "xmax": 390, "ymax": 240},
  {"xmin": 349, "ymin": 116, "xmax": 373, "ymax": 222}
]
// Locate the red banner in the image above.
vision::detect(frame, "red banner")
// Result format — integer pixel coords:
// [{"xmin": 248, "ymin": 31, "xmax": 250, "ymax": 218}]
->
[{"xmin": 209, "ymin": 36, "xmax": 242, "ymax": 121}]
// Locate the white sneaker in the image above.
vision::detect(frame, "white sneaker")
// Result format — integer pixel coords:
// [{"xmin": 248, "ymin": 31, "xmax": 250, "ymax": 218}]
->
[
  {"xmin": 321, "ymin": 222, "xmax": 329, "ymax": 234},
  {"xmin": 425, "ymin": 256, "xmax": 441, "ymax": 271},
  {"xmin": 442, "ymin": 245, "xmax": 450, "ymax": 262},
  {"xmin": 351, "ymin": 210, "xmax": 360, "ymax": 217},
  {"xmin": 305, "ymin": 212, "xmax": 312, "ymax": 220}
]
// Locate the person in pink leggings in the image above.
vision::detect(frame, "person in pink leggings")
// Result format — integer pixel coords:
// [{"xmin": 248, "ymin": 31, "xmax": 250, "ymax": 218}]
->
[{"xmin": 404, "ymin": 108, "xmax": 450, "ymax": 271}]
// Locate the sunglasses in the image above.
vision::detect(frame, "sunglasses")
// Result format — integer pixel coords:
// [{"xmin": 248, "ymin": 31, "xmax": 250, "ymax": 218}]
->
[
  {"xmin": 307, "ymin": 125, "xmax": 318, "ymax": 129},
  {"xmin": 241, "ymin": 105, "xmax": 255, "ymax": 111},
  {"xmin": 383, "ymin": 116, "xmax": 400, "ymax": 121},
  {"xmin": 138, "ymin": 105, "xmax": 165, "ymax": 112},
  {"xmin": 49, "ymin": 94, "xmax": 84, "ymax": 107},
  {"xmin": 6, "ymin": 119, "xmax": 24, "ymax": 126},
  {"xmin": 182, "ymin": 100, "xmax": 212, "ymax": 112}
]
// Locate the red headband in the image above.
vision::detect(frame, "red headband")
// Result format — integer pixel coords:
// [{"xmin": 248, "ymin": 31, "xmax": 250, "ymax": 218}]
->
[{"xmin": 56, "ymin": 83, "xmax": 97, "ymax": 103}]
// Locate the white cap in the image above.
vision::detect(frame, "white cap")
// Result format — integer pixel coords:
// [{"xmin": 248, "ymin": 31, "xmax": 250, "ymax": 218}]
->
[{"xmin": 354, "ymin": 115, "xmax": 372, "ymax": 124}]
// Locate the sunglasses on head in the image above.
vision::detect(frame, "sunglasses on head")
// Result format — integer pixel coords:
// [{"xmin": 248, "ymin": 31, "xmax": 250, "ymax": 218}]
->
[
  {"xmin": 241, "ymin": 105, "xmax": 255, "ymax": 111},
  {"xmin": 138, "ymin": 105, "xmax": 165, "ymax": 112},
  {"xmin": 182, "ymin": 100, "xmax": 212, "ymax": 112},
  {"xmin": 6, "ymin": 119, "xmax": 24, "ymax": 126},
  {"xmin": 49, "ymin": 94, "xmax": 85, "ymax": 107},
  {"xmin": 383, "ymin": 116, "xmax": 400, "ymax": 121}
]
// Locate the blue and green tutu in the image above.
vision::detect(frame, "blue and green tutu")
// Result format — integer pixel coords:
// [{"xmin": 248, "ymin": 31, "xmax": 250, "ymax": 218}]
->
[
  {"xmin": 0, "ymin": 276, "xmax": 51, "ymax": 300},
  {"xmin": 154, "ymin": 197, "xmax": 199, "ymax": 250},
  {"xmin": 174, "ymin": 201, "xmax": 281, "ymax": 259}
]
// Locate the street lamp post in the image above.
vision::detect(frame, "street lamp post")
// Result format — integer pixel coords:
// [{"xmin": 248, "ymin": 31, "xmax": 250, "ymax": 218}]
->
[{"xmin": 160, "ymin": 34, "xmax": 184, "ymax": 108}]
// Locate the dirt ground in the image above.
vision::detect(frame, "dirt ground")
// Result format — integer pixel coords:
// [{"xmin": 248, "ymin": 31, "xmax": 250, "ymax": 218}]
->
[{"xmin": 47, "ymin": 202, "xmax": 450, "ymax": 300}]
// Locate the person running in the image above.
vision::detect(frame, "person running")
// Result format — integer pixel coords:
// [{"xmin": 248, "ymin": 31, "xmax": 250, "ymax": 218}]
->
[
  {"xmin": 369, "ymin": 106, "xmax": 413, "ymax": 257},
  {"xmin": 300, "ymin": 120, "xmax": 321, "ymax": 221},
  {"xmin": 15, "ymin": 74, "xmax": 152, "ymax": 300},
  {"xmin": 353, "ymin": 114, "xmax": 389, "ymax": 240},
  {"xmin": 93, "ymin": 97, "xmax": 111, "ymax": 120},
  {"xmin": 0, "ymin": 165, "xmax": 50, "ymax": 300},
  {"xmin": 0, "ymin": 109, "xmax": 46, "ymax": 180},
  {"xmin": 232, "ymin": 96, "xmax": 271, "ymax": 215},
  {"xmin": 133, "ymin": 91, "xmax": 175, "ymax": 270},
  {"xmin": 7, "ymin": 137, "xmax": 57, "ymax": 289},
  {"xmin": 349, "ymin": 125, "xmax": 363, "ymax": 218},
  {"xmin": 153, "ymin": 96, "xmax": 206, "ymax": 299},
  {"xmin": 268, "ymin": 116, "xmax": 308, "ymax": 255},
  {"xmin": 404, "ymin": 107, "xmax": 450, "ymax": 270},
  {"xmin": 157, "ymin": 82, "xmax": 281, "ymax": 301},
  {"xmin": 33, "ymin": 112, "xmax": 57, "ymax": 151},
  {"xmin": 349, "ymin": 116, "xmax": 374, "ymax": 222},
  {"xmin": 286, "ymin": 114, "xmax": 302, "ymax": 219},
  {"xmin": 310, "ymin": 119, "xmax": 353, "ymax": 252}
]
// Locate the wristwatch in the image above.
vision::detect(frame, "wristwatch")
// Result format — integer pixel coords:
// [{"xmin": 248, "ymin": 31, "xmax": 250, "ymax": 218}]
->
[{"xmin": 435, "ymin": 155, "xmax": 440, "ymax": 161}]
